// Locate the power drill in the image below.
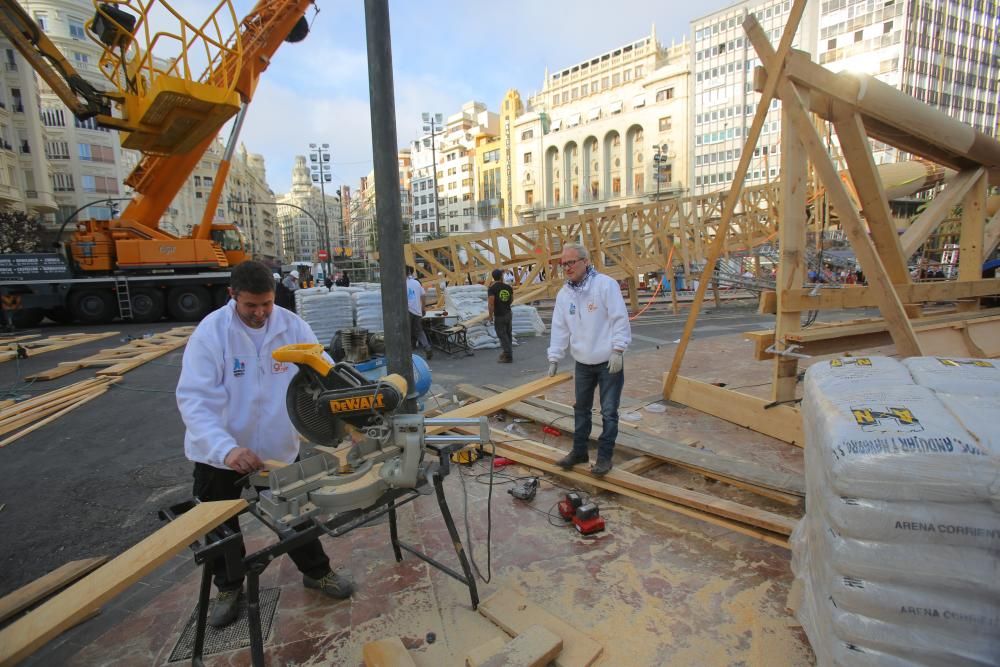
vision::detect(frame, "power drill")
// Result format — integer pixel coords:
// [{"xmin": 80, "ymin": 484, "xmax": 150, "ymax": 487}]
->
[{"xmin": 508, "ymin": 477, "xmax": 539, "ymax": 501}]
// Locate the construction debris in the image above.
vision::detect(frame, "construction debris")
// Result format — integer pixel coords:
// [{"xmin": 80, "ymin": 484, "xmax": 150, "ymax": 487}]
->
[{"xmin": 0, "ymin": 331, "xmax": 119, "ymax": 364}]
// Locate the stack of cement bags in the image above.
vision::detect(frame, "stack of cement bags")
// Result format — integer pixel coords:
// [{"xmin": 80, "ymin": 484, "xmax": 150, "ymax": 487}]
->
[
  {"xmin": 792, "ymin": 356, "xmax": 1000, "ymax": 666},
  {"xmin": 298, "ymin": 289, "xmax": 354, "ymax": 344},
  {"xmin": 511, "ymin": 304, "xmax": 546, "ymax": 337},
  {"xmin": 293, "ymin": 286, "xmax": 328, "ymax": 314},
  {"xmin": 444, "ymin": 285, "xmax": 499, "ymax": 349},
  {"xmin": 354, "ymin": 290, "xmax": 383, "ymax": 332}
]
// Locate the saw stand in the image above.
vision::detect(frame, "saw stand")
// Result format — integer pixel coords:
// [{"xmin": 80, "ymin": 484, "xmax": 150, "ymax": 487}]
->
[{"xmin": 161, "ymin": 444, "xmax": 480, "ymax": 667}]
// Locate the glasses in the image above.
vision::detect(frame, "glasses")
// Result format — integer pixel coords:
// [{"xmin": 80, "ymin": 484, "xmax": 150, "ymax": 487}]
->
[{"xmin": 560, "ymin": 258, "xmax": 584, "ymax": 269}]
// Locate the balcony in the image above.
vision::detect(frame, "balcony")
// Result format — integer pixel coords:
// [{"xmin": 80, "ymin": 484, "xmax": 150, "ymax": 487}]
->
[
  {"xmin": 0, "ymin": 182, "xmax": 21, "ymax": 205},
  {"xmin": 4, "ymin": 62, "xmax": 16, "ymax": 72},
  {"xmin": 25, "ymin": 188, "xmax": 57, "ymax": 213}
]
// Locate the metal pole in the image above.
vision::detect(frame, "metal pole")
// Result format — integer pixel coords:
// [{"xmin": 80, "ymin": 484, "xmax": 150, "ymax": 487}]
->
[
  {"xmin": 313, "ymin": 144, "xmax": 333, "ymax": 278},
  {"xmin": 365, "ymin": 0, "xmax": 415, "ymax": 412},
  {"xmin": 430, "ymin": 120, "xmax": 440, "ymax": 234}
]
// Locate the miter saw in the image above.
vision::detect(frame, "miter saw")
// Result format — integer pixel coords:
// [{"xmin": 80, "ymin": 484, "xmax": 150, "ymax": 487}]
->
[{"xmin": 250, "ymin": 343, "xmax": 489, "ymax": 530}]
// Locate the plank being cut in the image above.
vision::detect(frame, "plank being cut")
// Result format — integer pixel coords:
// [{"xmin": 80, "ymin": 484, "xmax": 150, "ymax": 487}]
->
[
  {"xmin": 0, "ymin": 556, "xmax": 108, "ymax": 624},
  {"xmin": 362, "ymin": 637, "xmax": 417, "ymax": 667},
  {"xmin": 0, "ymin": 499, "xmax": 247, "ymax": 667},
  {"xmin": 478, "ymin": 589, "xmax": 601, "ymax": 667},
  {"xmin": 426, "ymin": 373, "xmax": 571, "ymax": 434}
]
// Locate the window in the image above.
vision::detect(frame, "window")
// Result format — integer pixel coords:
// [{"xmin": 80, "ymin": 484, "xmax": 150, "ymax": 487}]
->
[
  {"xmin": 69, "ymin": 18, "xmax": 86, "ymax": 40},
  {"xmin": 552, "ymin": 95, "xmax": 559, "ymax": 107},
  {"xmin": 611, "ymin": 177, "xmax": 621, "ymax": 196},
  {"xmin": 73, "ymin": 52, "xmax": 89, "ymax": 66},
  {"xmin": 612, "ymin": 73, "xmax": 621, "ymax": 86},
  {"xmin": 883, "ymin": 20, "xmax": 893, "ymax": 33},
  {"xmin": 601, "ymin": 76, "xmax": 609, "ymax": 90},
  {"xmin": 45, "ymin": 140, "xmax": 70, "ymax": 159},
  {"xmin": 523, "ymin": 152, "xmax": 533, "ymax": 164},
  {"xmin": 854, "ymin": 30, "xmax": 863, "ymax": 42},
  {"xmin": 41, "ymin": 107, "xmax": 65, "ymax": 127},
  {"xmin": 635, "ymin": 65, "xmax": 644, "ymax": 78},
  {"xmin": 521, "ymin": 129, "xmax": 534, "ymax": 141},
  {"xmin": 659, "ymin": 116, "xmax": 672, "ymax": 132},
  {"xmin": 34, "ymin": 13, "xmax": 47, "ymax": 31},
  {"xmin": 655, "ymin": 88, "xmax": 675, "ymax": 102},
  {"xmin": 524, "ymin": 190, "xmax": 534, "ymax": 205},
  {"xmin": 51, "ymin": 172, "xmax": 74, "ymax": 191}
]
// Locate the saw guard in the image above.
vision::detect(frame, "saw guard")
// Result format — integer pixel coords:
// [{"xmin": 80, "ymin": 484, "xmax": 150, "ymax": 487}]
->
[{"xmin": 273, "ymin": 343, "xmax": 333, "ymax": 376}]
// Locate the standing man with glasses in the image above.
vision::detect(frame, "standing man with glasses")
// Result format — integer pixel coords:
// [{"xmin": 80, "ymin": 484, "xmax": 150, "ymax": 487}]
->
[{"xmin": 546, "ymin": 243, "xmax": 631, "ymax": 476}]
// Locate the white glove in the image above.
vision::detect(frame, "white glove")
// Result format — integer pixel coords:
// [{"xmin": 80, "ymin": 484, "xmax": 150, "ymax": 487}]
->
[
  {"xmin": 547, "ymin": 361, "xmax": 558, "ymax": 377},
  {"xmin": 608, "ymin": 351, "xmax": 624, "ymax": 374}
]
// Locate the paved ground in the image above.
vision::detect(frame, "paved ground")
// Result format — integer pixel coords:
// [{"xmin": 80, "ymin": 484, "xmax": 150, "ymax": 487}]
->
[{"xmin": 0, "ymin": 296, "xmax": 797, "ymax": 600}]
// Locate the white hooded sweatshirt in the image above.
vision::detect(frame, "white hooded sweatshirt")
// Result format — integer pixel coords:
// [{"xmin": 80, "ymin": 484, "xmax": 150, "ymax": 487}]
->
[
  {"xmin": 177, "ymin": 301, "xmax": 318, "ymax": 469},
  {"xmin": 547, "ymin": 270, "xmax": 631, "ymax": 365}
]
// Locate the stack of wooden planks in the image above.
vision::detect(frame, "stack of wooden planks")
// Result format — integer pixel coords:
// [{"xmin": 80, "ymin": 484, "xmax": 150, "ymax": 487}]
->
[
  {"xmin": 0, "ymin": 377, "xmax": 119, "ymax": 448},
  {"xmin": 0, "ymin": 332, "xmax": 119, "ymax": 364},
  {"xmin": 25, "ymin": 326, "xmax": 194, "ymax": 381}
]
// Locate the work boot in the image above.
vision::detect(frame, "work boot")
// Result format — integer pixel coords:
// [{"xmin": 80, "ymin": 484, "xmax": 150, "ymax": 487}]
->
[
  {"xmin": 556, "ymin": 450, "xmax": 588, "ymax": 470},
  {"xmin": 303, "ymin": 570, "xmax": 354, "ymax": 599},
  {"xmin": 207, "ymin": 587, "xmax": 243, "ymax": 628},
  {"xmin": 590, "ymin": 457, "xmax": 613, "ymax": 477},
  {"xmin": 498, "ymin": 353, "xmax": 512, "ymax": 363}
]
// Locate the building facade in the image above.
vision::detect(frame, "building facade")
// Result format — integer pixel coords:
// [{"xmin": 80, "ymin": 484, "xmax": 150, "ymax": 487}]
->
[
  {"xmin": 513, "ymin": 30, "xmax": 691, "ymax": 222},
  {"xmin": 277, "ymin": 156, "xmax": 342, "ymax": 266},
  {"xmin": 690, "ymin": 0, "xmax": 820, "ymax": 195}
]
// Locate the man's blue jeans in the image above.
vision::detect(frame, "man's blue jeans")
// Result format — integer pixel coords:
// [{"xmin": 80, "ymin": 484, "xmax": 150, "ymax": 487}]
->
[{"xmin": 572, "ymin": 360, "xmax": 624, "ymax": 461}]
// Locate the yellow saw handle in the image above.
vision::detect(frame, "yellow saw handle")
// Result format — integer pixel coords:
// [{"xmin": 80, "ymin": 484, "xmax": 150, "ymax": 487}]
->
[{"xmin": 272, "ymin": 343, "xmax": 333, "ymax": 375}]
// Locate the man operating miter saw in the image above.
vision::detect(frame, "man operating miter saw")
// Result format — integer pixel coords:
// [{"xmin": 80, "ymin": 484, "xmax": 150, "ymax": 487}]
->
[
  {"xmin": 176, "ymin": 260, "xmax": 354, "ymax": 628},
  {"xmin": 177, "ymin": 260, "xmax": 490, "ymax": 632}
]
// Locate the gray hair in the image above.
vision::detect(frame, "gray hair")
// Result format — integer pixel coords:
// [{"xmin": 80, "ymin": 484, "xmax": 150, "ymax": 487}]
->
[{"xmin": 562, "ymin": 242, "xmax": 589, "ymax": 260}]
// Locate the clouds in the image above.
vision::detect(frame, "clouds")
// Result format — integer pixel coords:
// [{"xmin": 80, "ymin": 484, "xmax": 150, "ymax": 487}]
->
[{"xmin": 234, "ymin": 0, "xmax": 735, "ymax": 193}]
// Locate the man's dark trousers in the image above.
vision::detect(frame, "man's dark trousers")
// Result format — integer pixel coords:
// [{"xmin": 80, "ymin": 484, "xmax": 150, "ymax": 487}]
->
[
  {"xmin": 494, "ymin": 312, "xmax": 513, "ymax": 358},
  {"xmin": 571, "ymin": 361, "xmax": 624, "ymax": 461},
  {"xmin": 192, "ymin": 462, "xmax": 330, "ymax": 591}
]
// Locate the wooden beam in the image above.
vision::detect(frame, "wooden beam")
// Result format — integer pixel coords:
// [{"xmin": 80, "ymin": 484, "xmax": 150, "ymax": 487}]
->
[
  {"xmin": 362, "ymin": 637, "xmax": 417, "ymax": 667},
  {"xmin": 747, "ymin": 23, "xmax": 922, "ymax": 357},
  {"xmin": 663, "ymin": 0, "xmax": 809, "ymax": 399},
  {"xmin": 617, "ymin": 455, "xmax": 664, "ymax": 475},
  {"xmin": 772, "ymin": 83, "xmax": 809, "ymax": 402},
  {"xmin": 900, "ymin": 168, "xmax": 984, "ymax": 258},
  {"xmin": 427, "ymin": 373, "xmax": 570, "ymax": 434},
  {"xmin": 832, "ymin": 110, "xmax": 910, "ymax": 285},
  {"xmin": 958, "ymin": 171, "xmax": 988, "ymax": 287},
  {"xmin": 667, "ymin": 376, "xmax": 803, "ymax": 446},
  {"xmin": 0, "ymin": 557, "xmax": 108, "ymax": 624},
  {"xmin": 478, "ymin": 589, "xmax": 602, "ymax": 667},
  {"xmin": 0, "ymin": 499, "xmax": 247, "ymax": 667},
  {"xmin": 466, "ymin": 625, "xmax": 563, "ymax": 667},
  {"xmin": 984, "ymin": 206, "xmax": 1000, "ymax": 257},
  {"xmin": 782, "ymin": 279, "xmax": 1000, "ymax": 311}
]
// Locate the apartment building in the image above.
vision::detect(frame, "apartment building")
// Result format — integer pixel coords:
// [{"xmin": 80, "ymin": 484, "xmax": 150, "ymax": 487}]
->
[
  {"xmin": 513, "ymin": 29, "xmax": 691, "ymax": 222},
  {"xmin": 690, "ymin": 0, "xmax": 820, "ymax": 195},
  {"xmin": 278, "ymin": 156, "xmax": 342, "ymax": 266}
]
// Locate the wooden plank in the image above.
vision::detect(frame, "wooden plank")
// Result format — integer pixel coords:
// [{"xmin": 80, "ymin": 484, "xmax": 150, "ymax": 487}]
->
[
  {"xmin": 491, "ymin": 434, "xmax": 797, "ymax": 536},
  {"xmin": 958, "ymin": 171, "xmax": 987, "ymax": 285},
  {"xmin": 478, "ymin": 589, "xmax": 602, "ymax": 667},
  {"xmin": 427, "ymin": 374, "xmax": 571, "ymax": 434},
  {"xmin": 466, "ymin": 625, "xmax": 562, "ymax": 667},
  {"xmin": 984, "ymin": 206, "xmax": 1000, "ymax": 257},
  {"xmin": 667, "ymin": 376, "xmax": 804, "ymax": 447},
  {"xmin": 362, "ymin": 637, "xmax": 417, "ymax": 667},
  {"xmin": 459, "ymin": 384, "xmax": 804, "ymax": 496},
  {"xmin": 758, "ymin": 290, "xmax": 777, "ymax": 314},
  {"xmin": 747, "ymin": 24, "xmax": 922, "ymax": 357},
  {"xmin": 617, "ymin": 455, "xmax": 663, "ymax": 475},
  {"xmin": 0, "ymin": 332, "xmax": 119, "ymax": 364},
  {"xmin": 491, "ymin": 440, "xmax": 789, "ymax": 547},
  {"xmin": 782, "ymin": 279, "xmax": 1000, "ymax": 311},
  {"xmin": 900, "ymin": 168, "xmax": 984, "ymax": 258},
  {"xmin": 0, "ymin": 386, "xmax": 111, "ymax": 448},
  {"xmin": 0, "ymin": 499, "xmax": 247, "ymax": 667},
  {"xmin": 0, "ymin": 557, "xmax": 109, "ymax": 624},
  {"xmin": 662, "ymin": 0, "xmax": 809, "ymax": 399}
]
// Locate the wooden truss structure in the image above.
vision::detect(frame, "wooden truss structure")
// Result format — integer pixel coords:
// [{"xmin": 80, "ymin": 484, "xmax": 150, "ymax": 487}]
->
[{"xmin": 661, "ymin": 2, "xmax": 1000, "ymax": 444}]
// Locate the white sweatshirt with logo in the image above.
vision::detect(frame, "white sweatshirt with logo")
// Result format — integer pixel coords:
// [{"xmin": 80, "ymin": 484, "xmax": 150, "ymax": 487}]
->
[
  {"xmin": 176, "ymin": 301, "xmax": 319, "ymax": 469},
  {"xmin": 547, "ymin": 271, "xmax": 631, "ymax": 365}
]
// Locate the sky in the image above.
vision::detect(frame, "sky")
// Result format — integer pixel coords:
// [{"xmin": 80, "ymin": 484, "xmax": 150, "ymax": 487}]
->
[{"xmin": 183, "ymin": 0, "xmax": 739, "ymax": 194}]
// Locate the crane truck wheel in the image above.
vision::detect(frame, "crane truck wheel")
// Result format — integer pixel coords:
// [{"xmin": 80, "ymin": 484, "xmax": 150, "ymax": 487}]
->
[
  {"xmin": 129, "ymin": 288, "xmax": 165, "ymax": 323},
  {"xmin": 69, "ymin": 289, "xmax": 116, "ymax": 324},
  {"xmin": 167, "ymin": 286, "xmax": 211, "ymax": 321}
]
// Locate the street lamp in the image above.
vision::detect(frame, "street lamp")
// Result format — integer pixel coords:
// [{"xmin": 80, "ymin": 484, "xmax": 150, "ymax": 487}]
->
[
  {"xmin": 308, "ymin": 142, "xmax": 334, "ymax": 277},
  {"xmin": 421, "ymin": 112, "xmax": 443, "ymax": 235}
]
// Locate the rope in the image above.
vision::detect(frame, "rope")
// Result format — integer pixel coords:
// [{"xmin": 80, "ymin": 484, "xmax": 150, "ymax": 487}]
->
[{"xmin": 629, "ymin": 245, "xmax": 675, "ymax": 321}]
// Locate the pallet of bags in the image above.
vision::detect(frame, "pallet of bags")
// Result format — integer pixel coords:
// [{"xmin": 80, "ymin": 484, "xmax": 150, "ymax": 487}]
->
[
  {"xmin": 444, "ymin": 285, "xmax": 502, "ymax": 349},
  {"xmin": 791, "ymin": 356, "xmax": 1000, "ymax": 666},
  {"xmin": 293, "ymin": 286, "xmax": 328, "ymax": 314},
  {"xmin": 354, "ymin": 290, "xmax": 383, "ymax": 332},
  {"xmin": 511, "ymin": 304, "xmax": 546, "ymax": 337},
  {"xmin": 298, "ymin": 290, "xmax": 354, "ymax": 344}
]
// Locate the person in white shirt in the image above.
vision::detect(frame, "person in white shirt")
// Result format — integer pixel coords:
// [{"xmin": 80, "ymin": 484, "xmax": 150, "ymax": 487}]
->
[
  {"xmin": 176, "ymin": 261, "xmax": 353, "ymax": 628},
  {"xmin": 406, "ymin": 266, "xmax": 432, "ymax": 359},
  {"xmin": 546, "ymin": 243, "xmax": 631, "ymax": 476}
]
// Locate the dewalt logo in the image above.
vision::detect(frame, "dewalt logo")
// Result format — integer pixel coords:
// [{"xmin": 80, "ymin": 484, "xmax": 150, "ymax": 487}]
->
[
  {"xmin": 830, "ymin": 358, "xmax": 872, "ymax": 368},
  {"xmin": 329, "ymin": 394, "xmax": 385, "ymax": 413},
  {"xmin": 936, "ymin": 358, "xmax": 994, "ymax": 368},
  {"xmin": 851, "ymin": 406, "xmax": 923, "ymax": 432}
]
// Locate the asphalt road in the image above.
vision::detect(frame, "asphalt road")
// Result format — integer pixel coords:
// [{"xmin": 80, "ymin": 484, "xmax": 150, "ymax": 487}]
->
[{"xmin": 0, "ymin": 298, "xmax": 781, "ymax": 600}]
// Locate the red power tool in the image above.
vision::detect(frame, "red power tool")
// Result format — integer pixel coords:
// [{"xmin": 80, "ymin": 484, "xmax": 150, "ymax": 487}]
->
[{"xmin": 557, "ymin": 492, "xmax": 606, "ymax": 535}]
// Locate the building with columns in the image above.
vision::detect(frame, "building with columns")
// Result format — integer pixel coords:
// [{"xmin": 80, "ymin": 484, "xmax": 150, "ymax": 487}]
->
[
  {"xmin": 277, "ymin": 156, "xmax": 342, "ymax": 267},
  {"xmin": 512, "ymin": 29, "xmax": 691, "ymax": 223}
]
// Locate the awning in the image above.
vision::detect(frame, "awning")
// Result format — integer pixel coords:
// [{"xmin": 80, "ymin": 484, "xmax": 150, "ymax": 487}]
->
[
  {"xmin": 568, "ymin": 114, "xmax": 581, "ymax": 127},
  {"xmin": 550, "ymin": 119, "xmax": 562, "ymax": 131},
  {"xmin": 610, "ymin": 100, "xmax": 623, "ymax": 114},
  {"xmin": 588, "ymin": 107, "xmax": 601, "ymax": 120},
  {"xmin": 632, "ymin": 95, "xmax": 646, "ymax": 108}
]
